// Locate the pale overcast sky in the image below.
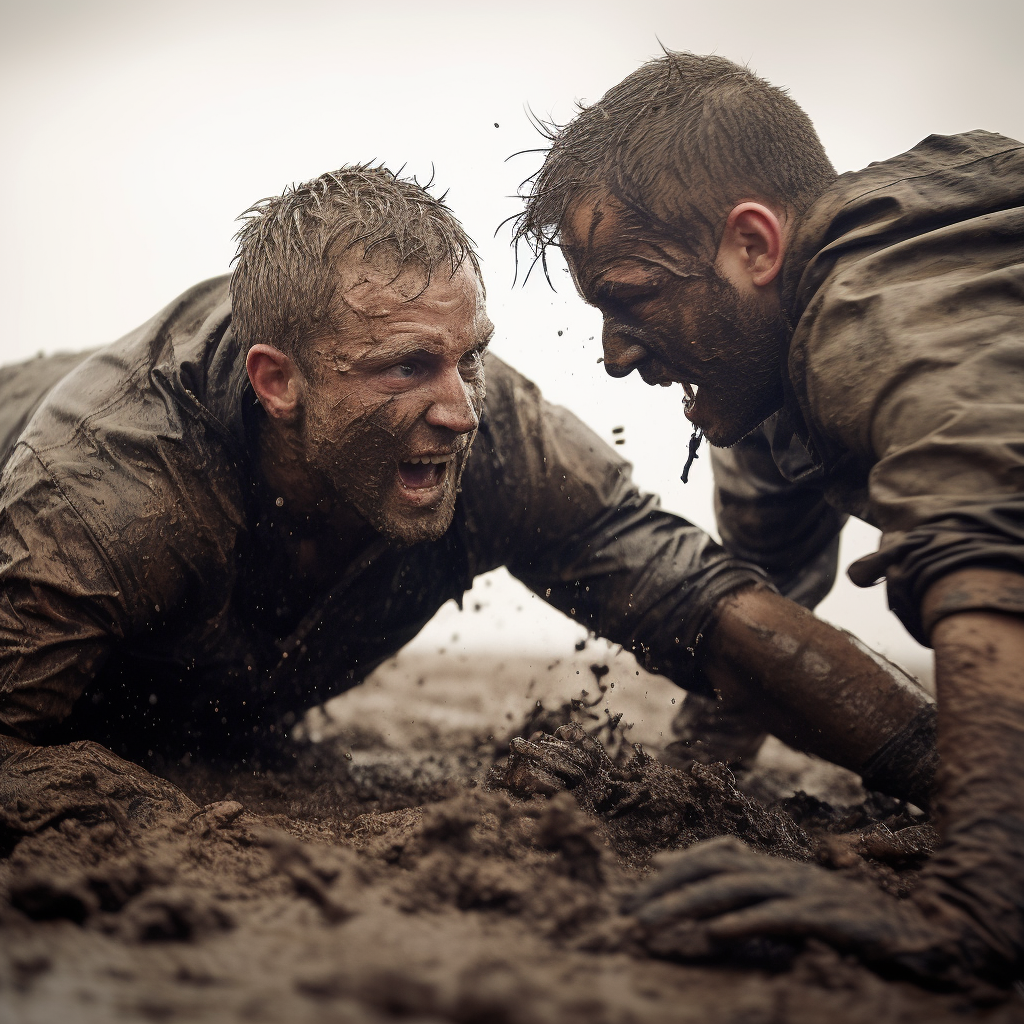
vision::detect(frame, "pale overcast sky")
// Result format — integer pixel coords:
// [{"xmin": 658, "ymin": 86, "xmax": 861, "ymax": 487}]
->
[{"xmin": 2, "ymin": 0, "xmax": 1022, "ymax": 678}]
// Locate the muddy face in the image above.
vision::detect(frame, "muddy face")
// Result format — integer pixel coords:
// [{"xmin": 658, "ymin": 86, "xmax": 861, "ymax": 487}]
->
[
  {"xmin": 561, "ymin": 194, "xmax": 789, "ymax": 447},
  {"xmin": 300, "ymin": 260, "xmax": 491, "ymax": 545}
]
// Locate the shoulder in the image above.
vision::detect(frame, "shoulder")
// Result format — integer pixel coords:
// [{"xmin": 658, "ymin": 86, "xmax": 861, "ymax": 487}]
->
[
  {"xmin": 786, "ymin": 131, "xmax": 1024, "ymax": 316},
  {"xmin": 480, "ymin": 351, "xmax": 542, "ymax": 410},
  {"xmin": 1, "ymin": 278, "xmax": 245, "ymax": 608},
  {"xmin": 786, "ymin": 132, "xmax": 1024, "ymax": 461}
]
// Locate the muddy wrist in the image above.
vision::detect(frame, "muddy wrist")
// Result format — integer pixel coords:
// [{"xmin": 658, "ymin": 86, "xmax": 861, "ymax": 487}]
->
[
  {"xmin": 858, "ymin": 703, "xmax": 937, "ymax": 811},
  {"xmin": 915, "ymin": 818, "xmax": 1024, "ymax": 981}
]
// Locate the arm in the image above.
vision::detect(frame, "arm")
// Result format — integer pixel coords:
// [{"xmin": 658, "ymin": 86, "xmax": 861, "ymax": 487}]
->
[
  {"xmin": 466, "ymin": 356, "xmax": 774, "ymax": 693},
  {"xmin": 624, "ymin": 573, "xmax": 1023, "ymax": 987},
  {"xmin": 915, "ymin": 569, "xmax": 1024, "ymax": 975},
  {"xmin": 0, "ymin": 446, "xmax": 127, "ymax": 748},
  {"xmin": 706, "ymin": 583, "xmax": 936, "ymax": 809},
  {"xmin": 472, "ymin": 357, "xmax": 935, "ymax": 803},
  {"xmin": 0, "ymin": 449, "xmax": 199, "ymax": 836}
]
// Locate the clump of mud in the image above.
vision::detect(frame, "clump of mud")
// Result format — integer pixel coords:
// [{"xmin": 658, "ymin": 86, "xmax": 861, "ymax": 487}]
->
[{"xmin": 0, "ymin": 667, "xmax": 1016, "ymax": 1024}]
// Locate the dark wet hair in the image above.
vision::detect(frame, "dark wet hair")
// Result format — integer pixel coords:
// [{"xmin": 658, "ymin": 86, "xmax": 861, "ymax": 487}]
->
[
  {"xmin": 515, "ymin": 52, "xmax": 837, "ymax": 266},
  {"xmin": 231, "ymin": 164, "xmax": 479, "ymax": 369}
]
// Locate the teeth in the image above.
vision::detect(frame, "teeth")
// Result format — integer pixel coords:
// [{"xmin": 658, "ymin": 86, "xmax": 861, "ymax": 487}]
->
[
  {"xmin": 681, "ymin": 382, "xmax": 696, "ymax": 400},
  {"xmin": 406, "ymin": 454, "xmax": 454, "ymax": 465}
]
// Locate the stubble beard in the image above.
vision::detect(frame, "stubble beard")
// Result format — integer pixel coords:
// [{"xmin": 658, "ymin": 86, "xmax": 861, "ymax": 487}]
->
[
  {"xmin": 300, "ymin": 395, "xmax": 473, "ymax": 547},
  {"xmin": 689, "ymin": 273, "xmax": 792, "ymax": 448}
]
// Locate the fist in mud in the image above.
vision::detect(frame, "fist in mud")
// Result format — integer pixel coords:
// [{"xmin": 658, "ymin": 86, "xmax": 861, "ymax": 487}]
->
[
  {"xmin": 623, "ymin": 836, "xmax": 971, "ymax": 983},
  {"xmin": 0, "ymin": 739, "xmax": 198, "ymax": 840},
  {"xmin": 504, "ymin": 723, "xmax": 612, "ymax": 797}
]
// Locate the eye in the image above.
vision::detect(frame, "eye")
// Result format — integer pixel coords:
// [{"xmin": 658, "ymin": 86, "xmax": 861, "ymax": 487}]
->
[
  {"xmin": 388, "ymin": 363, "xmax": 418, "ymax": 380},
  {"xmin": 597, "ymin": 287, "xmax": 656, "ymax": 309},
  {"xmin": 458, "ymin": 350, "xmax": 484, "ymax": 376}
]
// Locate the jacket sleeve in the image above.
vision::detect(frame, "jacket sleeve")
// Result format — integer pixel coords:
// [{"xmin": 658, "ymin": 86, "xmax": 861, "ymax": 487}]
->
[
  {"xmin": 711, "ymin": 425, "xmax": 846, "ymax": 610},
  {"xmin": 798, "ymin": 200, "xmax": 1024, "ymax": 643},
  {"xmin": 461, "ymin": 355, "xmax": 772, "ymax": 693},
  {"xmin": 0, "ymin": 446, "xmax": 130, "ymax": 743}
]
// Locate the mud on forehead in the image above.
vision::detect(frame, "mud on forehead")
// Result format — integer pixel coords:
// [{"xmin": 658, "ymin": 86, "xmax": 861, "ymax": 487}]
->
[{"xmin": 331, "ymin": 249, "xmax": 484, "ymax": 316}]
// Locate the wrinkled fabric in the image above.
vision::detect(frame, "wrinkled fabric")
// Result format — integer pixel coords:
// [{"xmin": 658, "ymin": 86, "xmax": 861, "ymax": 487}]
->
[
  {"xmin": 0, "ymin": 277, "xmax": 764, "ymax": 758},
  {"xmin": 712, "ymin": 131, "xmax": 1024, "ymax": 642},
  {"xmin": 711, "ymin": 418, "xmax": 846, "ymax": 610}
]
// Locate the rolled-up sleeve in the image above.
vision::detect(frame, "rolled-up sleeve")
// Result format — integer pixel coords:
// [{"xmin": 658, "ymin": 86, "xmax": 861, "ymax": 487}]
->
[{"xmin": 462, "ymin": 356, "xmax": 771, "ymax": 692}]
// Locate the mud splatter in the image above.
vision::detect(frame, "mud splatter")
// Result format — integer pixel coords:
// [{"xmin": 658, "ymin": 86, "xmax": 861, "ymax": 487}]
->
[{"xmin": 0, "ymin": 656, "xmax": 1019, "ymax": 1023}]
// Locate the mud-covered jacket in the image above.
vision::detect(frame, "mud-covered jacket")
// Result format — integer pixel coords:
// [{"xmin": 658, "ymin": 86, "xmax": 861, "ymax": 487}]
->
[
  {"xmin": 0, "ymin": 277, "xmax": 762, "ymax": 757},
  {"xmin": 711, "ymin": 130, "xmax": 1024, "ymax": 642}
]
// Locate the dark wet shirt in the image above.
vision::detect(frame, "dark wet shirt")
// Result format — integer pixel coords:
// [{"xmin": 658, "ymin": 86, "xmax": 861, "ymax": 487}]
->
[
  {"xmin": 0, "ymin": 277, "xmax": 762, "ymax": 756},
  {"xmin": 712, "ymin": 130, "xmax": 1024, "ymax": 643}
]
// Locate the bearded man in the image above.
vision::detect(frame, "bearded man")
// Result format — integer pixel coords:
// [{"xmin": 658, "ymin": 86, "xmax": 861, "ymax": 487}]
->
[
  {"xmin": 0, "ymin": 164, "xmax": 936, "ymax": 863},
  {"xmin": 517, "ymin": 53, "xmax": 1024, "ymax": 986}
]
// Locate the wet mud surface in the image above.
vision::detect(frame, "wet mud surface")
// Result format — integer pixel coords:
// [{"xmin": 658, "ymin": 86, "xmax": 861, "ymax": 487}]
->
[{"xmin": 2, "ymin": 650, "xmax": 1021, "ymax": 1023}]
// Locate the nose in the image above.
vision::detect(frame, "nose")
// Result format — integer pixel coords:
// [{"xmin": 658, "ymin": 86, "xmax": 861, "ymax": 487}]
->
[
  {"xmin": 424, "ymin": 368, "xmax": 481, "ymax": 435},
  {"xmin": 602, "ymin": 325, "xmax": 648, "ymax": 379}
]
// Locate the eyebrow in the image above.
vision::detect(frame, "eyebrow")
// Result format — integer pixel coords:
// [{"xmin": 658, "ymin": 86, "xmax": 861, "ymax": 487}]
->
[
  {"xmin": 592, "ymin": 279, "xmax": 652, "ymax": 300},
  {"xmin": 352, "ymin": 322, "xmax": 495, "ymax": 368}
]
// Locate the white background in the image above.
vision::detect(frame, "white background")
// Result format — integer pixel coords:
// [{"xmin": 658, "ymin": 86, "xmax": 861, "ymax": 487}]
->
[{"xmin": 3, "ymin": 0, "xmax": 1022, "ymax": 684}]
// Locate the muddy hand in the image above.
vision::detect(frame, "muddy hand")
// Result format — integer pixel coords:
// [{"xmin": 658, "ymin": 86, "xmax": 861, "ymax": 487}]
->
[
  {"xmin": 623, "ymin": 837, "xmax": 957, "ymax": 976},
  {"xmin": 505, "ymin": 723, "xmax": 609, "ymax": 797},
  {"xmin": 0, "ymin": 739, "xmax": 198, "ymax": 837}
]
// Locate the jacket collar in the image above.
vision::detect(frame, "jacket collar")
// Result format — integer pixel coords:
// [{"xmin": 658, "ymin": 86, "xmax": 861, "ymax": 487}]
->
[{"xmin": 152, "ymin": 275, "xmax": 252, "ymax": 457}]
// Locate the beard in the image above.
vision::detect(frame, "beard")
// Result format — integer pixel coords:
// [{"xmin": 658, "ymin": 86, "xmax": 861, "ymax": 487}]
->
[
  {"xmin": 300, "ymin": 392, "xmax": 476, "ymax": 547},
  {"xmin": 682, "ymin": 272, "xmax": 792, "ymax": 448}
]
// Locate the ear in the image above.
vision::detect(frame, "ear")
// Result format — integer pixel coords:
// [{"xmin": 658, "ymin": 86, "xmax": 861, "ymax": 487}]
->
[
  {"xmin": 715, "ymin": 202, "xmax": 786, "ymax": 292},
  {"xmin": 246, "ymin": 344, "xmax": 303, "ymax": 422}
]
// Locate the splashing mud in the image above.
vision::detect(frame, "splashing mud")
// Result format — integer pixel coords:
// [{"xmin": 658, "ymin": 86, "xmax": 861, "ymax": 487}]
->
[{"xmin": 0, "ymin": 653, "xmax": 1018, "ymax": 1023}]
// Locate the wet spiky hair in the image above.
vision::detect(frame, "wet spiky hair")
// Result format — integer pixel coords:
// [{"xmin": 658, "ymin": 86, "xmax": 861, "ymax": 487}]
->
[
  {"xmin": 514, "ymin": 52, "xmax": 836, "ymax": 272},
  {"xmin": 231, "ymin": 163, "xmax": 479, "ymax": 369}
]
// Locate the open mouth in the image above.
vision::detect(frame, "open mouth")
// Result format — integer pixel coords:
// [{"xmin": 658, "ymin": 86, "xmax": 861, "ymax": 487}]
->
[
  {"xmin": 681, "ymin": 381, "xmax": 698, "ymax": 412},
  {"xmin": 397, "ymin": 453, "xmax": 455, "ymax": 491}
]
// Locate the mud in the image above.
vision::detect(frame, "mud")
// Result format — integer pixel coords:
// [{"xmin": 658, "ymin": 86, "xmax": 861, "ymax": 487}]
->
[{"xmin": 1, "ymin": 651, "xmax": 1021, "ymax": 1024}]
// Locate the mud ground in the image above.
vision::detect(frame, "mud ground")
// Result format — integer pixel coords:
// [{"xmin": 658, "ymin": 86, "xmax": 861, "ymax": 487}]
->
[{"xmin": 2, "ymin": 645, "xmax": 1022, "ymax": 1023}]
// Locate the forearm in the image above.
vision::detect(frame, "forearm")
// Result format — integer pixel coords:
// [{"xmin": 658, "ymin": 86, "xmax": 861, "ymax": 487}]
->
[
  {"xmin": 916, "ymin": 580, "xmax": 1024, "ymax": 973},
  {"xmin": 705, "ymin": 584, "xmax": 936, "ymax": 807},
  {"xmin": 514, "ymin": 491, "xmax": 767, "ymax": 692}
]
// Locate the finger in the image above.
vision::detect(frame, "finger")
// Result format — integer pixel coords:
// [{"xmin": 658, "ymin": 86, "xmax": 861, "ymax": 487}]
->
[
  {"xmin": 711, "ymin": 897, "xmax": 920, "ymax": 957},
  {"xmin": 643, "ymin": 920, "xmax": 719, "ymax": 959},
  {"xmin": 623, "ymin": 837, "xmax": 757, "ymax": 911},
  {"xmin": 635, "ymin": 872, "xmax": 803, "ymax": 926},
  {"xmin": 552, "ymin": 724, "xmax": 588, "ymax": 743},
  {"xmin": 705, "ymin": 899, "xmax": 852, "ymax": 942},
  {"xmin": 508, "ymin": 737, "xmax": 585, "ymax": 781}
]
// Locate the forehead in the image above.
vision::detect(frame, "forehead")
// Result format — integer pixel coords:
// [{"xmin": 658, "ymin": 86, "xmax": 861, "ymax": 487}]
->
[
  {"xmin": 306, "ymin": 257, "xmax": 490, "ymax": 370},
  {"xmin": 336, "ymin": 251, "xmax": 481, "ymax": 309},
  {"xmin": 561, "ymin": 193, "xmax": 630, "ymax": 258},
  {"xmin": 561, "ymin": 194, "xmax": 696, "ymax": 285}
]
